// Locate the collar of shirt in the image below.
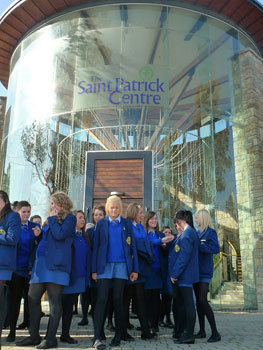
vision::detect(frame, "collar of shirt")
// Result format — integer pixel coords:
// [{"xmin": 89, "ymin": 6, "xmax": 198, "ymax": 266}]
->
[
  {"xmin": 21, "ymin": 222, "xmax": 28, "ymax": 230},
  {"xmin": 148, "ymin": 229, "xmax": 155, "ymax": 236},
  {"xmin": 133, "ymin": 221, "xmax": 141, "ymax": 229},
  {"xmin": 109, "ymin": 215, "xmax": 121, "ymax": 223}
]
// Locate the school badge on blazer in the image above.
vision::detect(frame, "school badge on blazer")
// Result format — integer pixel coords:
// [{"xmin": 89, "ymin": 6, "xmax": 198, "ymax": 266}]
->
[
  {"xmin": 0, "ymin": 228, "xmax": 6, "ymax": 235},
  {"xmin": 175, "ymin": 244, "xmax": 180, "ymax": 252},
  {"xmin": 126, "ymin": 236, "xmax": 131, "ymax": 245}
]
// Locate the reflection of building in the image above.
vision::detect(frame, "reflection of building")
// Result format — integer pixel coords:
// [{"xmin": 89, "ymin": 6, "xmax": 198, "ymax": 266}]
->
[{"xmin": 1, "ymin": 0, "xmax": 263, "ymax": 310}]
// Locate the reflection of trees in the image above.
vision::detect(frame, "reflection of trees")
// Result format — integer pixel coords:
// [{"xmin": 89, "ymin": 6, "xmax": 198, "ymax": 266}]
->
[{"xmin": 21, "ymin": 121, "xmax": 58, "ymax": 194}]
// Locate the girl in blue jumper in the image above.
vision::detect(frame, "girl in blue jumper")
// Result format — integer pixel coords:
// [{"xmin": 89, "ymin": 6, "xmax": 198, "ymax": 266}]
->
[
  {"xmin": 7, "ymin": 201, "xmax": 41, "ymax": 342},
  {"xmin": 123, "ymin": 202, "xmax": 156, "ymax": 340},
  {"xmin": 169, "ymin": 210, "xmax": 199, "ymax": 344},
  {"xmin": 0, "ymin": 191, "xmax": 21, "ymax": 347},
  {"xmin": 61, "ymin": 210, "xmax": 91, "ymax": 344},
  {"xmin": 143, "ymin": 211, "xmax": 174, "ymax": 334},
  {"xmin": 92, "ymin": 195, "xmax": 139, "ymax": 350},
  {"xmin": 193, "ymin": 208, "xmax": 221, "ymax": 343},
  {"xmin": 17, "ymin": 192, "xmax": 76, "ymax": 350}
]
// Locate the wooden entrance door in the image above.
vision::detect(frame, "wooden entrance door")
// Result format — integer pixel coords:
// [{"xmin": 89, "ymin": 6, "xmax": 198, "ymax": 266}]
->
[{"xmin": 84, "ymin": 151, "xmax": 152, "ymax": 221}]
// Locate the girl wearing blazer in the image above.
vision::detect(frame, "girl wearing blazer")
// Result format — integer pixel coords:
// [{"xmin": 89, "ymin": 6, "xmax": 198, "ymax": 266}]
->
[
  {"xmin": 143, "ymin": 211, "xmax": 174, "ymax": 334},
  {"xmin": 123, "ymin": 202, "xmax": 156, "ymax": 340},
  {"xmin": 92, "ymin": 195, "xmax": 139, "ymax": 350},
  {"xmin": 7, "ymin": 201, "xmax": 41, "ymax": 342},
  {"xmin": 0, "ymin": 191, "xmax": 21, "ymax": 347},
  {"xmin": 61, "ymin": 210, "xmax": 91, "ymax": 344},
  {"xmin": 169, "ymin": 210, "xmax": 199, "ymax": 344},
  {"xmin": 17, "ymin": 192, "xmax": 76, "ymax": 349},
  {"xmin": 193, "ymin": 208, "xmax": 221, "ymax": 343}
]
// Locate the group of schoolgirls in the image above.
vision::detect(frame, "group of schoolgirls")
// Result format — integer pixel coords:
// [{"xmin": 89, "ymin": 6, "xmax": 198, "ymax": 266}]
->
[{"xmin": 0, "ymin": 189, "xmax": 221, "ymax": 350}]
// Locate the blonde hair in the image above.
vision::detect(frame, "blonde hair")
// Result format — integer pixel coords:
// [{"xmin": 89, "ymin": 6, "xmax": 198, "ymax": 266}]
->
[
  {"xmin": 126, "ymin": 202, "xmax": 142, "ymax": 221},
  {"xmin": 105, "ymin": 195, "xmax": 122, "ymax": 215},
  {"xmin": 49, "ymin": 191, "xmax": 73, "ymax": 223},
  {"xmin": 195, "ymin": 208, "xmax": 213, "ymax": 233}
]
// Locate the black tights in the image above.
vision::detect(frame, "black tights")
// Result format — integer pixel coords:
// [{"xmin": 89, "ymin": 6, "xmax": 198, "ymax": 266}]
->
[
  {"xmin": 123, "ymin": 283, "xmax": 150, "ymax": 335},
  {"xmin": 93, "ymin": 279, "xmax": 126, "ymax": 341},
  {"xmin": 61, "ymin": 293, "xmax": 77, "ymax": 338},
  {"xmin": 8, "ymin": 273, "xmax": 30, "ymax": 336},
  {"xmin": 80, "ymin": 288, "xmax": 91, "ymax": 321},
  {"xmin": 144, "ymin": 289, "xmax": 160, "ymax": 329},
  {"xmin": 28, "ymin": 283, "xmax": 62, "ymax": 342},
  {"xmin": 177, "ymin": 286, "xmax": 196, "ymax": 337},
  {"xmin": 160, "ymin": 292, "xmax": 172, "ymax": 323},
  {"xmin": 193, "ymin": 282, "xmax": 219, "ymax": 336},
  {"xmin": 0, "ymin": 280, "xmax": 5, "ymax": 344}
]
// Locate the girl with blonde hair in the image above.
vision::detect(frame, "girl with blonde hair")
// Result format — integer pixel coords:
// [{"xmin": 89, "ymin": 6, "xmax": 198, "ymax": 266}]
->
[
  {"xmin": 17, "ymin": 192, "xmax": 76, "ymax": 349},
  {"xmin": 92, "ymin": 195, "xmax": 139, "ymax": 349},
  {"xmin": 193, "ymin": 208, "xmax": 221, "ymax": 343}
]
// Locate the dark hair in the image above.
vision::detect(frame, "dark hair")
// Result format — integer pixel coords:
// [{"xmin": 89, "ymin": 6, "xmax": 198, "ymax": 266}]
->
[
  {"xmin": 0, "ymin": 190, "xmax": 12, "ymax": 223},
  {"xmin": 12, "ymin": 201, "xmax": 19, "ymax": 211},
  {"xmin": 162, "ymin": 226, "xmax": 173, "ymax": 234},
  {"xmin": 30, "ymin": 215, "xmax": 42, "ymax": 222},
  {"xmin": 92, "ymin": 205, "xmax": 106, "ymax": 224},
  {"xmin": 174, "ymin": 210, "xmax": 194, "ymax": 229},
  {"xmin": 144, "ymin": 210, "xmax": 159, "ymax": 232},
  {"xmin": 73, "ymin": 210, "xmax": 91, "ymax": 246},
  {"xmin": 17, "ymin": 201, "xmax": 31, "ymax": 210}
]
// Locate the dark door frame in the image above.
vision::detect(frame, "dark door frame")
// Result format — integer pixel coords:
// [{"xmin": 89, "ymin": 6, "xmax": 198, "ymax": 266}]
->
[{"xmin": 84, "ymin": 150, "xmax": 153, "ymax": 221}]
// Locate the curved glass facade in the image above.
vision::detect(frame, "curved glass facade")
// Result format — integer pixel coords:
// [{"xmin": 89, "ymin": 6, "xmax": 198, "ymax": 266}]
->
[{"xmin": 0, "ymin": 3, "xmax": 259, "ymax": 308}]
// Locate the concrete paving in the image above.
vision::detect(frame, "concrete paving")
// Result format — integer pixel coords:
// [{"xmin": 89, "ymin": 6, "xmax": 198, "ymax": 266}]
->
[{"xmin": 2, "ymin": 306, "xmax": 263, "ymax": 350}]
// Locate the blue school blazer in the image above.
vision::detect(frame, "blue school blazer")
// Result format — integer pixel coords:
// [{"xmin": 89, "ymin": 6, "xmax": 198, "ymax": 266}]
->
[
  {"xmin": 18, "ymin": 221, "xmax": 42, "ymax": 271},
  {"xmin": 92, "ymin": 217, "xmax": 139, "ymax": 276},
  {"xmin": 43, "ymin": 214, "xmax": 76, "ymax": 274},
  {"xmin": 198, "ymin": 226, "xmax": 220, "ymax": 280},
  {"xmin": 169, "ymin": 225, "xmax": 199, "ymax": 285},
  {"xmin": 0, "ymin": 211, "xmax": 21, "ymax": 271}
]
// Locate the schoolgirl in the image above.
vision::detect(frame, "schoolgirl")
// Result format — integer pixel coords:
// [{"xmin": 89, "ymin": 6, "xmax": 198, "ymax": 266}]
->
[
  {"xmin": 92, "ymin": 195, "xmax": 139, "ymax": 349},
  {"xmin": 123, "ymin": 202, "xmax": 155, "ymax": 340},
  {"xmin": 143, "ymin": 211, "xmax": 174, "ymax": 334},
  {"xmin": 159, "ymin": 226, "xmax": 174, "ymax": 328},
  {"xmin": 17, "ymin": 192, "xmax": 76, "ymax": 349},
  {"xmin": 169, "ymin": 210, "xmax": 199, "ymax": 344},
  {"xmin": 61, "ymin": 210, "xmax": 91, "ymax": 344},
  {"xmin": 193, "ymin": 208, "xmax": 221, "ymax": 342},
  {"xmin": 7, "ymin": 201, "xmax": 41, "ymax": 342},
  {"xmin": 0, "ymin": 191, "xmax": 21, "ymax": 347}
]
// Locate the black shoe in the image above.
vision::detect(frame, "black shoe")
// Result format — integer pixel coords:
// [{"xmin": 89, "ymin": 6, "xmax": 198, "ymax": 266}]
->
[
  {"xmin": 207, "ymin": 334, "xmax": 221, "ymax": 343},
  {"xmin": 16, "ymin": 337, "xmax": 42, "ymax": 346},
  {"xmin": 78, "ymin": 319, "xmax": 88, "ymax": 326},
  {"xmin": 60, "ymin": 336, "xmax": 78, "ymax": 344},
  {"xmin": 110, "ymin": 337, "xmax": 121, "ymax": 347},
  {"xmin": 93, "ymin": 339, "xmax": 106, "ymax": 350},
  {"xmin": 141, "ymin": 333, "xmax": 155, "ymax": 340},
  {"xmin": 152, "ymin": 327, "xmax": 159, "ymax": 333},
  {"xmin": 172, "ymin": 333, "xmax": 181, "ymax": 339},
  {"xmin": 126, "ymin": 323, "xmax": 134, "ymax": 330},
  {"xmin": 121, "ymin": 333, "xmax": 134, "ymax": 341},
  {"xmin": 175, "ymin": 336, "xmax": 195, "ymax": 344},
  {"xmin": 36, "ymin": 339, "xmax": 58, "ymax": 349},
  {"xmin": 165, "ymin": 321, "xmax": 173, "ymax": 328},
  {"xmin": 194, "ymin": 331, "xmax": 206, "ymax": 339},
  {"xmin": 159, "ymin": 321, "xmax": 166, "ymax": 327},
  {"xmin": 73, "ymin": 310, "xmax": 78, "ymax": 315},
  {"xmin": 6, "ymin": 334, "xmax": 15, "ymax": 342},
  {"xmin": 17, "ymin": 322, "xmax": 29, "ymax": 330}
]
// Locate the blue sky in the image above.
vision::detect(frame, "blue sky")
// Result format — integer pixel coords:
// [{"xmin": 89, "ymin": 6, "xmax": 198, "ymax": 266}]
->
[{"xmin": 0, "ymin": 0, "xmax": 263, "ymax": 96}]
